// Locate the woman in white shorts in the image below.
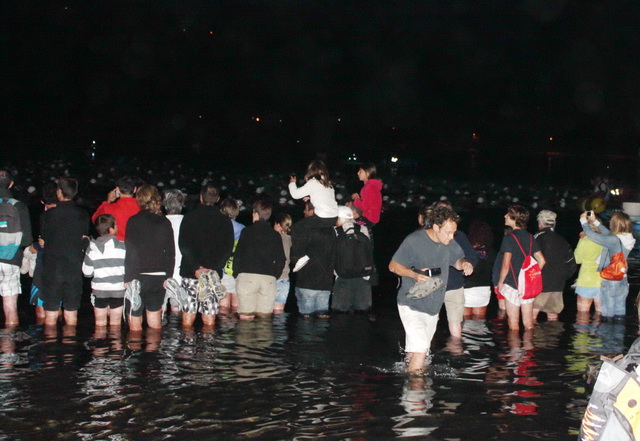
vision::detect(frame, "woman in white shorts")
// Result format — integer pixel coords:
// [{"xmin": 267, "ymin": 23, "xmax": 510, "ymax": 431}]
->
[{"xmin": 463, "ymin": 220, "xmax": 496, "ymax": 320}]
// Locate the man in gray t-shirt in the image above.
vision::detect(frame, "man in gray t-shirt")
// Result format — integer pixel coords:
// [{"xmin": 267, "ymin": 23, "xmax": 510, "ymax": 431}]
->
[{"xmin": 389, "ymin": 206, "xmax": 473, "ymax": 374}]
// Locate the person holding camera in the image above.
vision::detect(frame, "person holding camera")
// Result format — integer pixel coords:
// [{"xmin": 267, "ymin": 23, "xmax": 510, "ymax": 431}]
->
[
  {"xmin": 580, "ymin": 210, "xmax": 635, "ymax": 321},
  {"xmin": 389, "ymin": 205, "xmax": 473, "ymax": 375},
  {"xmin": 91, "ymin": 175, "xmax": 140, "ymax": 241}
]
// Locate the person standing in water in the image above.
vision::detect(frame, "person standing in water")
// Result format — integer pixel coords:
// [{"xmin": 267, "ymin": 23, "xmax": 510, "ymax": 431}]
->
[{"xmin": 389, "ymin": 205, "xmax": 473, "ymax": 375}]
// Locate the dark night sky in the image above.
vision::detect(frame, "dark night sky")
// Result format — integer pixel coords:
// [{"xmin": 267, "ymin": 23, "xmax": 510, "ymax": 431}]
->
[{"xmin": 2, "ymin": 1, "xmax": 640, "ymax": 165}]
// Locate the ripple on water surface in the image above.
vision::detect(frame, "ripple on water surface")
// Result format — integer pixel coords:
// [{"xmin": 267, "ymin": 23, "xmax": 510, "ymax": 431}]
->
[{"xmin": 0, "ymin": 309, "xmax": 637, "ymax": 440}]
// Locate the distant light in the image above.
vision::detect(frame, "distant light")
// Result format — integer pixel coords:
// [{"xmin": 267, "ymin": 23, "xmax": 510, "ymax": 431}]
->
[
  {"xmin": 611, "ymin": 188, "xmax": 621, "ymax": 196},
  {"xmin": 391, "ymin": 156, "xmax": 399, "ymax": 163},
  {"xmin": 549, "ymin": 137, "xmax": 553, "ymax": 141},
  {"xmin": 92, "ymin": 140, "xmax": 96, "ymax": 144},
  {"xmin": 198, "ymin": 115, "xmax": 203, "ymax": 119},
  {"xmin": 391, "ymin": 126, "xmax": 396, "ymax": 130},
  {"xmin": 256, "ymin": 117, "xmax": 260, "ymax": 122},
  {"xmin": 279, "ymin": 119, "xmax": 282, "ymax": 123},
  {"xmin": 338, "ymin": 118, "xmax": 341, "ymax": 122},
  {"xmin": 182, "ymin": 29, "xmax": 186, "ymax": 32},
  {"xmin": 472, "ymin": 133, "xmax": 478, "ymax": 140},
  {"xmin": 209, "ymin": 31, "xmax": 214, "ymax": 35},
  {"xmin": 297, "ymin": 140, "xmax": 300, "ymax": 143}
]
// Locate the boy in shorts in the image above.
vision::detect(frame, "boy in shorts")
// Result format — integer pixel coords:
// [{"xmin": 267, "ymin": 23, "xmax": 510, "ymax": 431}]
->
[{"xmin": 83, "ymin": 214, "xmax": 126, "ymax": 327}]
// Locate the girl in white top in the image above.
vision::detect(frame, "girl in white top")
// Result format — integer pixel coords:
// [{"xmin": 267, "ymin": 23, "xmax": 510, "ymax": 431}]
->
[{"xmin": 289, "ymin": 160, "xmax": 338, "ymax": 224}]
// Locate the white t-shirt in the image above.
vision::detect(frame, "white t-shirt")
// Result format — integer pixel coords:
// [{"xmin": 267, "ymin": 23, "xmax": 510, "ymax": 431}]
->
[{"xmin": 167, "ymin": 214, "xmax": 184, "ymax": 282}]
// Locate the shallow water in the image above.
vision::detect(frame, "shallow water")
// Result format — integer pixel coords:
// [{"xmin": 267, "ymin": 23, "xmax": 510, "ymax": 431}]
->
[{"xmin": 0, "ymin": 299, "xmax": 638, "ymax": 441}]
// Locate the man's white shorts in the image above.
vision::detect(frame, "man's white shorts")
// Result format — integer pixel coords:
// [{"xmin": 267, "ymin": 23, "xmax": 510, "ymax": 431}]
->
[
  {"xmin": 0, "ymin": 263, "xmax": 21, "ymax": 297},
  {"xmin": 398, "ymin": 304, "xmax": 439, "ymax": 354}
]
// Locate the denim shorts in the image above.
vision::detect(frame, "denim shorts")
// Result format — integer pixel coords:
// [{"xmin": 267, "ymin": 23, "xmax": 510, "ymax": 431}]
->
[
  {"xmin": 275, "ymin": 279, "xmax": 290, "ymax": 304},
  {"xmin": 295, "ymin": 288, "xmax": 331, "ymax": 315}
]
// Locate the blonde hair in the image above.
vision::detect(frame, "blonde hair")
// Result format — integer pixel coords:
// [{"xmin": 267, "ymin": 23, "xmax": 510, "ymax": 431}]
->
[
  {"xmin": 275, "ymin": 213, "xmax": 292, "ymax": 234},
  {"xmin": 136, "ymin": 184, "xmax": 163, "ymax": 215},
  {"xmin": 610, "ymin": 212, "xmax": 632, "ymax": 235}
]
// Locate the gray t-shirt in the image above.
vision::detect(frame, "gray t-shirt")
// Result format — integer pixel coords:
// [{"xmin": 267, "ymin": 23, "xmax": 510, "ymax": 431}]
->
[{"xmin": 392, "ymin": 229, "xmax": 464, "ymax": 315}]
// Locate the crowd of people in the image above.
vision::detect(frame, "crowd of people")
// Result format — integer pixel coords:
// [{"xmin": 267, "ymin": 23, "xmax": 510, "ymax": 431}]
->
[
  {"xmin": 0, "ymin": 159, "xmax": 634, "ymax": 376},
  {"xmin": 0, "ymin": 161, "xmax": 382, "ymax": 331}
]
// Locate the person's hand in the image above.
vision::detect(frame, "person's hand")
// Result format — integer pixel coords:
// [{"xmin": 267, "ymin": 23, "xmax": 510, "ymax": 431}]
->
[
  {"xmin": 351, "ymin": 193, "xmax": 360, "ymax": 201},
  {"xmin": 412, "ymin": 268, "xmax": 429, "ymax": 283},
  {"xmin": 461, "ymin": 261, "xmax": 474, "ymax": 276},
  {"xmin": 38, "ymin": 237, "xmax": 45, "ymax": 247},
  {"xmin": 579, "ymin": 231, "xmax": 586, "ymax": 239},
  {"xmin": 195, "ymin": 267, "xmax": 211, "ymax": 278},
  {"xmin": 29, "ymin": 245, "xmax": 37, "ymax": 254},
  {"xmin": 302, "ymin": 196, "xmax": 310, "ymax": 202},
  {"xmin": 289, "ymin": 175, "xmax": 296, "ymax": 184},
  {"xmin": 107, "ymin": 188, "xmax": 119, "ymax": 203},
  {"xmin": 580, "ymin": 211, "xmax": 588, "ymax": 219}
]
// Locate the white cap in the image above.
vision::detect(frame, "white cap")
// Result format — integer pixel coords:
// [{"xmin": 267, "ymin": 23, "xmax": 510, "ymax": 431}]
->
[{"xmin": 337, "ymin": 206, "xmax": 354, "ymax": 220}]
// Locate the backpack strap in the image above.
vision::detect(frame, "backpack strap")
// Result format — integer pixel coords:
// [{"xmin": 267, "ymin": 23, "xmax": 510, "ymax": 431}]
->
[
  {"xmin": 507, "ymin": 232, "xmax": 533, "ymax": 289},
  {"xmin": 508, "ymin": 232, "xmax": 532, "ymax": 257}
]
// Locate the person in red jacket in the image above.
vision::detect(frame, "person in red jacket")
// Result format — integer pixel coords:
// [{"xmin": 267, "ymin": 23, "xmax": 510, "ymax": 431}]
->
[
  {"xmin": 92, "ymin": 176, "xmax": 140, "ymax": 241},
  {"xmin": 351, "ymin": 163, "xmax": 382, "ymax": 229}
]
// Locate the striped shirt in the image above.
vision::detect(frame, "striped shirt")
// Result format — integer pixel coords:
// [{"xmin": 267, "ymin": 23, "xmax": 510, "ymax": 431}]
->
[{"xmin": 82, "ymin": 236, "xmax": 126, "ymax": 298}]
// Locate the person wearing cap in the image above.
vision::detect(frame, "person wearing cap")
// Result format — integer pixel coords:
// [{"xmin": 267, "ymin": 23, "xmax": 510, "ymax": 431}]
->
[
  {"xmin": 331, "ymin": 206, "xmax": 373, "ymax": 313},
  {"xmin": 532, "ymin": 210, "xmax": 576, "ymax": 321}
]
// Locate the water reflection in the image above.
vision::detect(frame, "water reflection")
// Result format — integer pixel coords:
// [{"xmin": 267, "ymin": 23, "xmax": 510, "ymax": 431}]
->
[{"xmin": 0, "ymin": 305, "xmax": 636, "ymax": 440}]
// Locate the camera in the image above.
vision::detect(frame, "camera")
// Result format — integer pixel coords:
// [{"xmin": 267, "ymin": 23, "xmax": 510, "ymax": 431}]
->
[
  {"xmin": 587, "ymin": 211, "xmax": 593, "ymax": 217},
  {"xmin": 411, "ymin": 267, "xmax": 442, "ymax": 277}
]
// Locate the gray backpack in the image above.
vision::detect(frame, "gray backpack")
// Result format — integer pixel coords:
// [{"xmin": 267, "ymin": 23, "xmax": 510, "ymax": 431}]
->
[{"xmin": 0, "ymin": 198, "xmax": 23, "ymax": 260}]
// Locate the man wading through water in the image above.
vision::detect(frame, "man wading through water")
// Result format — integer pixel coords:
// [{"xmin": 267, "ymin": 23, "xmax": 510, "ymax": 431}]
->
[{"xmin": 389, "ymin": 205, "xmax": 473, "ymax": 374}]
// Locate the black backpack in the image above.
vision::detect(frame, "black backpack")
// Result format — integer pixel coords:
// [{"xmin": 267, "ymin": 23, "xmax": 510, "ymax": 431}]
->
[{"xmin": 334, "ymin": 224, "xmax": 374, "ymax": 279}]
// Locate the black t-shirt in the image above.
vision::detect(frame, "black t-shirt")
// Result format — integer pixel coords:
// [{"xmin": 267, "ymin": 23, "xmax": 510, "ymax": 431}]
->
[{"xmin": 499, "ymin": 229, "xmax": 540, "ymax": 289}]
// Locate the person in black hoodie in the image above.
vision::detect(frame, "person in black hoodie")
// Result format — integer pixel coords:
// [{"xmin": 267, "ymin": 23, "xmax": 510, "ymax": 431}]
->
[
  {"xmin": 233, "ymin": 200, "xmax": 285, "ymax": 320},
  {"xmin": 40, "ymin": 177, "xmax": 89, "ymax": 327},
  {"xmin": 179, "ymin": 184, "xmax": 234, "ymax": 328},
  {"xmin": 124, "ymin": 185, "xmax": 175, "ymax": 331},
  {"xmin": 0, "ymin": 169, "xmax": 33, "ymax": 326}
]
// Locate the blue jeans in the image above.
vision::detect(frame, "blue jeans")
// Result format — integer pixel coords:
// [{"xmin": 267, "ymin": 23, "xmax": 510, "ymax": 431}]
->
[
  {"xmin": 600, "ymin": 278, "xmax": 629, "ymax": 317},
  {"xmin": 295, "ymin": 288, "xmax": 331, "ymax": 315}
]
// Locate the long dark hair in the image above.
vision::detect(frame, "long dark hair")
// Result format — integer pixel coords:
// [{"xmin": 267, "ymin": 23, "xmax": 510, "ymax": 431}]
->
[{"xmin": 304, "ymin": 160, "xmax": 332, "ymax": 188}]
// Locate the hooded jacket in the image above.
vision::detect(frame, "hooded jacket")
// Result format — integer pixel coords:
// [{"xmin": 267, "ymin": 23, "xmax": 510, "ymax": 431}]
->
[
  {"xmin": 124, "ymin": 210, "xmax": 175, "ymax": 282},
  {"xmin": 233, "ymin": 220, "xmax": 286, "ymax": 279},
  {"xmin": 353, "ymin": 179, "xmax": 382, "ymax": 224}
]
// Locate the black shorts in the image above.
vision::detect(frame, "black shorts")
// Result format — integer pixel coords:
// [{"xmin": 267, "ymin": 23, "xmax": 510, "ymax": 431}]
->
[
  {"xmin": 42, "ymin": 258, "xmax": 83, "ymax": 312},
  {"xmin": 92, "ymin": 296, "xmax": 124, "ymax": 309},
  {"xmin": 126, "ymin": 274, "xmax": 165, "ymax": 317}
]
